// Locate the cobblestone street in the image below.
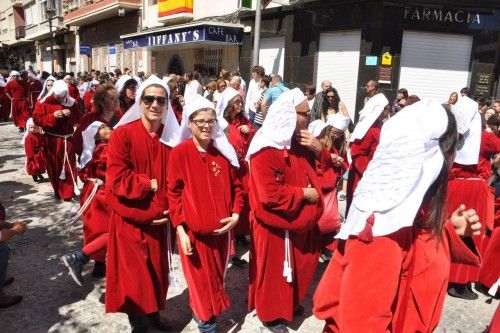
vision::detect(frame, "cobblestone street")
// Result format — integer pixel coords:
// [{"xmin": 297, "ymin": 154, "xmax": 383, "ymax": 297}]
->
[{"xmin": 0, "ymin": 121, "xmax": 498, "ymax": 333}]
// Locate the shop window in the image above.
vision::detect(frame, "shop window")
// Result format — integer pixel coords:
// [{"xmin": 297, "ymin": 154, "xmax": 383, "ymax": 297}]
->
[
  {"xmin": 204, "ymin": 49, "xmax": 222, "ymax": 76},
  {"xmin": 168, "ymin": 55, "xmax": 184, "ymax": 75},
  {"xmin": 241, "ymin": 0, "xmax": 252, "ymax": 9}
]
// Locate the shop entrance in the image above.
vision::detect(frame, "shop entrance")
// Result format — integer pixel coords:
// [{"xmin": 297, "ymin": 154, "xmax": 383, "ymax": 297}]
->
[{"xmin": 168, "ymin": 55, "xmax": 184, "ymax": 75}]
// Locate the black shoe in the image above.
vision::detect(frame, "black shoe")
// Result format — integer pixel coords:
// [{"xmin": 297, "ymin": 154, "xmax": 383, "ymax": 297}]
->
[
  {"xmin": 19, "ymin": 127, "xmax": 24, "ymax": 133},
  {"xmin": 4, "ymin": 276, "xmax": 14, "ymax": 286},
  {"xmin": 37, "ymin": 174, "xmax": 45, "ymax": 182},
  {"xmin": 0, "ymin": 294, "xmax": 23, "ymax": 308},
  {"xmin": 147, "ymin": 312, "xmax": 171, "ymax": 331},
  {"xmin": 231, "ymin": 257, "xmax": 247, "ymax": 268},
  {"xmin": 263, "ymin": 319, "xmax": 289, "ymax": 333},
  {"xmin": 128, "ymin": 315, "xmax": 149, "ymax": 333},
  {"xmin": 62, "ymin": 252, "xmax": 84, "ymax": 286},
  {"xmin": 32, "ymin": 175, "xmax": 39, "ymax": 183},
  {"xmin": 447, "ymin": 283, "xmax": 478, "ymax": 300},
  {"xmin": 92, "ymin": 261, "xmax": 106, "ymax": 278}
]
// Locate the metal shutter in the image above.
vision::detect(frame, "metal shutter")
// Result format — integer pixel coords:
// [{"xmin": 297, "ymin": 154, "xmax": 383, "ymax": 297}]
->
[
  {"xmin": 316, "ymin": 30, "xmax": 361, "ymax": 120},
  {"xmin": 399, "ymin": 31, "xmax": 472, "ymax": 102},
  {"xmin": 259, "ymin": 37, "xmax": 285, "ymax": 78}
]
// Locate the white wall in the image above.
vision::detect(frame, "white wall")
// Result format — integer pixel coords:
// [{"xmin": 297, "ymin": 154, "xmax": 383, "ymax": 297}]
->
[{"xmin": 193, "ymin": 0, "xmax": 239, "ymax": 20}]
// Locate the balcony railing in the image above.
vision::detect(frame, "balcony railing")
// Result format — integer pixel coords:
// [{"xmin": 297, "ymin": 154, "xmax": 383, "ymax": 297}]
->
[
  {"xmin": 15, "ymin": 26, "xmax": 25, "ymax": 39},
  {"xmin": 63, "ymin": 0, "xmax": 97, "ymax": 14}
]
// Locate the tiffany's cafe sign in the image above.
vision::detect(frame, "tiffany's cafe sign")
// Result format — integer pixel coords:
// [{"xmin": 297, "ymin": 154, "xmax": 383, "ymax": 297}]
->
[{"xmin": 404, "ymin": 6, "xmax": 482, "ymax": 25}]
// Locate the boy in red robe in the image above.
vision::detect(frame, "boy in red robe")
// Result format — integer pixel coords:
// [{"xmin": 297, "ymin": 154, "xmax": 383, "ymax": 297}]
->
[
  {"xmin": 22, "ymin": 118, "xmax": 46, "ymax": 182},
  {"xmin": 33, "ymin": 80, "xmax": 80, "ymax": 201},
  {"xmin": 247, "ymin": 88, "xmax": 325, "ymax": 333},
  {"xmin": 62, "ymin": 121, "xmax": 112, "ymax": 286},
  {"xmin": 346, "ymin": 94, "xmax": 389, "ymax": 212},
  {"xmin": 313, "ymin": 100, "xmax": 482, "ymax": 333},
  {"xmin": 105, "ymin": 76, "xmax": 176, "ymax": 332},
  {"xmin": 167, "ymin": 95, "xmax": 244, "ymax": 332},
  {"xmin": 5, "ymin": 71, "xmax": 30, "ymax": 131}
]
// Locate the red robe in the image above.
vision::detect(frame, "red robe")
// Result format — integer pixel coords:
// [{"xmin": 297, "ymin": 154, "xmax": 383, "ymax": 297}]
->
[
  {"xmin": 171, "ymin": 100, "xmax": 183, "ymax": 124},
  {"xmin": 477, "ymin": 131, "xmax": 500, "ymax": 183},
  {"xmin": 33, "ymin": 96, "xmax": 80, "ymax": 200},
  {"xmin": 5, "ymin": 79, "xmax": 30, "ymax": 128},
  {"xmin": 79, "ymin": 143, "xmax": 110, "ymax": 262},
  {"xmin": 83, "ymin": 91, "xmax": 94, "ymax": 114},
  {"xmin": 29, "ymin": 80, "xmax": 43, "ymax": 111},
  {"xmin": 167, "ymin": 139, "xmax": 244, "ymax": 321},
  {"xmin": 313, "ymin": 220, "xmax": 480, "ymax": 333},
  {"xmin": 72, "ymin": 110, "xmax": 123, "ymax": 158},
  {"xmin": 346, "ymin": 122, "xmax": 381, "ymax": 213},
  {"xmin": 24, "ymin": 132, "xmax": 46, "ymax": 175},
  {"xmin": 248, "ymin": 143, "xmax": 323, "ymax": 322},
  {"xmin": 0, "ymin": 86, "xmax": 11, "ymax": 121},
  {"xmin": 105, "ymin": 120, "xmax": 170, "ymax": 316},
  {"xmin": 68, "ymin": 83, "xmax": 81, "ymax": 109},
  {"xmin": 226, "ymin": 115, "xmax": 255, "ymax": 236}
]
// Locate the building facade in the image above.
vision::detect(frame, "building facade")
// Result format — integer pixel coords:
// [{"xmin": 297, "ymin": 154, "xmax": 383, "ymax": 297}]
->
[{"xmin": 239, "ymin": 0, "xmax": 500, "ymax": 120}]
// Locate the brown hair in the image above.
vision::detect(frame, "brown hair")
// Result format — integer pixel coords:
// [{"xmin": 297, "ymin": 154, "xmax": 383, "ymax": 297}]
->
[
  {"xmin": 93, "ymin": 84, "xmax": 117, "ymax": 114},
  {"xmin": 223, "ymin": 95, "xmax": 244, "ymax": 123},
  {"xmin": 188, "ymin": 108, "xmax": 216, "ymax": 121}
]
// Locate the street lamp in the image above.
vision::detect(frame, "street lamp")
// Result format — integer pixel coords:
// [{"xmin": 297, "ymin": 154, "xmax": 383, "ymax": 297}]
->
[{"xmin": 45, "ymin": 0, "xmax": 56, "ymax": 73}]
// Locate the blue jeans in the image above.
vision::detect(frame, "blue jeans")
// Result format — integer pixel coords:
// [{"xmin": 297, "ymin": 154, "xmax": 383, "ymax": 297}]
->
[
  {"xmin": 248, "ymin": 110, "xmax": 256, "ymax": 126},
  {"xmin": 0, "ymin": 242, "xmax": 10, "ymax": 295}
]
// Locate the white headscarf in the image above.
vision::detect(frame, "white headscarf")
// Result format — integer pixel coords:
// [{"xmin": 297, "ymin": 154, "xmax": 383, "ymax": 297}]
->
[
  {"xmin": 337, "ymin": 100, "xmax": 449, "ymax": 240},
  {"xmin": 178, "ymin": 94, "xmax": 239, "ymax": 168},
  {"xmin": 0, "ymin": 76, "xmax": 5, "ymax": 88},
  {"xmin": 451, "ymin": 96, "xmax": 481, "ymax": 165},
  {"xmin": 40, "ymin": 80, "xmax": 75, "ymax": 107},
  {"xmin": 114, "ymin": 75, "xmax": 180, "ymax": 147},
  {"xmin": 115, "ymin": 74, "xmax": 132, "ymax": 94},
  {"xmin": 79, "ymin": 121, "xmax": 104, "ymax": 169},
  {"xmin": 10, "ymin": 70, "xmax": 20, "ymax": 77},
  {"xmin": 20, "ymin": 118, "xmax": 42, "ymax": 145},
  {"xmin": 215, "ymin": 87, "xmax": 239, "ymax": 130},
  {"xmin": 246, "ymin": 88, "xmax": 306, "ymax": 161},
  {"xmin": 91, "ymin": 79, "xmax": 100, "ymax": 86},
  {"xmin": 327, "ymin": 113, "xmax": 351, "ymax": 132},
  {"xmin": 349, "ymin": 93, "xmax": 388, "ymax": 142},
  {"xmin": 308, "ymin": 119, "xmax": 327, "ymax": 137},
  {"xmin": 37, "ymin": 75, "xmax": 56, "ymax": 100}
]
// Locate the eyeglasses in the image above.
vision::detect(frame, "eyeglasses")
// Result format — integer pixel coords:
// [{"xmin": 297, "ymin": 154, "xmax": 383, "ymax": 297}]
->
[
  {"xmin": 218, "ymin": 85, "xmax": 226, "ymax": 89},
  {"xmin": 127, "ymin": 86, "xmax": 137, "ymax": 91},
  {"xmin": 233, "ymin": 100, "xmax": 243, "ymax": 105},
  {"xmin": 326, "ymin": 95, "xmax": 335, "ymax": 99},
  {"xmin": 142, "ymin": 95, "xmax": 167, "ymax": 106},
  {"xmin": 191, "ymin": 118, "xmax": 217, "ymax": 127}
]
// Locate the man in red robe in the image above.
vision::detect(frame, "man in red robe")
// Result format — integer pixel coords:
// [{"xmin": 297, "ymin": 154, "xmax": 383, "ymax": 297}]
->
[
  {"xmin": 28, "ymin": 74, "xmax": 43, "ymax": 113},
  {"xmin": 105, "ymin": 76, "xmax": 172, "ymax": 332},
  {"xmin": 247, "ymin": 88, "xmax": 324, "ymax": 333},
  {"xmin": 33, "ymin": 80, "xmax": 80, "ymax": 201},
  {"xmin": 0, "ymin": 76, "xmax": 11, "ymax": 121},
  {"xmin": 346, "ymin": 94, "xmax": 389, "ymax": 212},
  {"xmin": 5, "ymin": 71, "xmax": 30, "ymax": 131}
]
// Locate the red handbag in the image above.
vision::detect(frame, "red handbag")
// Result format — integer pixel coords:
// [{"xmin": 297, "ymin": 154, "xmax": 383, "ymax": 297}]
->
[{"xmin": 317, "ymin": 189, "xmax": 341, "ymax": 234}]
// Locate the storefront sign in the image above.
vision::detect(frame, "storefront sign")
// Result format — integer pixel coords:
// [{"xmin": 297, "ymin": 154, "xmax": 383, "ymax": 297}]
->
[
  {"xmin": 404, "ymin": 7, "xmax": 481, "ymax": 25},
  {"xmin": 80, "ymin": 45, "xmax": 91, "ymax": 55},
  {"xmin": 123, "ymin": 24, "xmax": 244, "ymax": 49},
  {"xmin": 365, "ymin": 56, "xmax": 377, "ymax": 66},
  {"xmin": 381, "ymin": 52, "xmax": 392, "ymax": 66},
  {"xmin": 378, "ymin": 66, "xmax": 392, "ymax": 84},
  {"xmin": 109, "ymin": 44, "xmax": 117, "ymax": 68}
]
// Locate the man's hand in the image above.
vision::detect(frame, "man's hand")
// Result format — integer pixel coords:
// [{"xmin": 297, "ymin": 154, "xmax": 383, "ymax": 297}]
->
[
  {"xmin": 238, "ymin": 125, "xmax": 250, "ymax": 134},
  {"xmin": 152, "ymin": 210, "xmax": 170, "ymax": 225},
  {"xmin": 299, "ymin": 130, "xmax": 323, "ymax": 157},
  {"xmin": 54, "ymin": 110, "xmax": 64, "ymax": 118},
  {"xmin": 150, "ymin": 179, "xmax": 158, "ymax": 192},
  {"xmin": 176, "ymin": 225, "xmax": 193, "ymax": 256},
  {"xmin": 450, "ymin": 204, "xmax": 481, "ymax": 237},
  {"xmin": 62, "ymin": 109, "xmax": 71, "ymax": 117},
  {"xmin": 214, "ymin": 213, "xmax": 239, "ymax": 235},
  {"xmin": 303, "ymin": 187, "xmax": 319, "ymax": 204}
]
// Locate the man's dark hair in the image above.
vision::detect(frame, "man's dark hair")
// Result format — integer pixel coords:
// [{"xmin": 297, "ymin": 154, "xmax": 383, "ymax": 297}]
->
[{"xmin": 460, "ymin": 87, "xmax": 469, "ymax": 96}]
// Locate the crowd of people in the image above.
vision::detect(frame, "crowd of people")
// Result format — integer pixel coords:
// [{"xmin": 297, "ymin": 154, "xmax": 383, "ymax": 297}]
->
[{"xmin": 0, "ymin": 64, "xmax": 499, "ymax": 333}]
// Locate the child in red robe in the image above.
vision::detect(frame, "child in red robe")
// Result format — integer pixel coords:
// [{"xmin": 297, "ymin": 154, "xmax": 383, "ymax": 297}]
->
[
  {"xmin": 167, "ymin": 95, "xmax": 244, "ymax": 333},
  {"xmin": 22, "ymin": 118, "xmax": 46, "ymax": 182},
  {"xmin": 62, "ymin": 121, "xmax": 112, "ymax": 286},
  {"xmin": 313, "ymin": 100, "xmax": 482, "ymax": 333}
]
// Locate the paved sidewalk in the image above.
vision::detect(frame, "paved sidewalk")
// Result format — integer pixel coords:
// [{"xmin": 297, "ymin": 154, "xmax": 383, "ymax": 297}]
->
[{"xmin": 0, "ymin": 122, "xmax": 497, "ymax": 332}]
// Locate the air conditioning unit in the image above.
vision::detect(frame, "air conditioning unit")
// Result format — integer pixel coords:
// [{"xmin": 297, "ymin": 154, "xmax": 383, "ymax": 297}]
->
[{"xmin": 15, "ymin": 26, "xmax": 25, "ymax": 39}]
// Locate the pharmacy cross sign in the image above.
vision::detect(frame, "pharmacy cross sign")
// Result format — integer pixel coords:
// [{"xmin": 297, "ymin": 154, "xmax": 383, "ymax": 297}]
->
[{"xmin": 123, "ymin": 24, "xmax": 244, "ymax": 49}]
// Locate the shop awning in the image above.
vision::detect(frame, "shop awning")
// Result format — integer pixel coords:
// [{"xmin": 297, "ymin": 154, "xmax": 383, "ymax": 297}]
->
[{"xmin": 120, "ymin": 21, "xmax": 244, "ymax": 49}]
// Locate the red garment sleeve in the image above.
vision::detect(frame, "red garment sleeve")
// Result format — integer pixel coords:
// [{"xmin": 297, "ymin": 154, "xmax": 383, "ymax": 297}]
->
[
  {"xmin": 443, "ymin": 220, "xmax": 481, "ymax": 266},
  {"xmin": 351, "ymin": 128, "xmax": 379, "ymax": 174},
  {"xmin": 106, "ymin": 128, "xmax": 153, "ymax": 201},
  {"xmin": 230, "ymin": 166, "xmax": 244, "ymax": 215},
  {"xmin": 251, "ymin": 148, "xmax": 304, "ymax": 214},
  {"xmin": 481, "ymin": 132, "xmax": 500, "ymax": 158},
  {"xmin": 166, "ymin": 149, "xmax": 185, "ymax": 229},
  {"xmin": 24, "ymin": 135, "xmax": 36, "ymax": 161},
  {"xmin": 33, "ymin": 102, "xmax": 57, "ymax": 127}
]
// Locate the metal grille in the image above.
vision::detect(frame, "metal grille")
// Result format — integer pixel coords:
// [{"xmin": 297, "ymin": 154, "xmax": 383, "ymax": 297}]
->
[{"xmin": 204, "ymin": 48, "xmax": 222, "ymax": 74}]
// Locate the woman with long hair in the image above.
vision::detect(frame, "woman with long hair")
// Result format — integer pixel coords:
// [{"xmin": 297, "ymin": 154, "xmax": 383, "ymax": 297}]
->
[
  {"xmin": 118, "ymin": 78, "xmax": 137, "ymax": 114},
  {"xmin": 447, "ymin": 91, "xmax": 459, "ymax": 106},
  {"xmin": 320, "ymin": 87, "xmax": 341, "ymax": 121},
  {"xmin": 313, "ymin": 100, "xmax": 482, "ymax": 332}
]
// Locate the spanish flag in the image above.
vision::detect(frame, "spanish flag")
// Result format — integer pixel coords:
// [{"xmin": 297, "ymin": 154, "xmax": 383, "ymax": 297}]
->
[{"xmin": 158, "ymin": 0, "xmax": 193, "ymax": 17}]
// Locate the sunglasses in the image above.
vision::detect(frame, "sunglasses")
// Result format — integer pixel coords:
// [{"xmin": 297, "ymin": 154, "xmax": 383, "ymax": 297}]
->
[
  {"xmin": 142, "ymin": 95, "xmax": 167, "ymax": 106},
  {"xmin": 326, "ymin": 95, "xmax": 335, "ymax": 99}
]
